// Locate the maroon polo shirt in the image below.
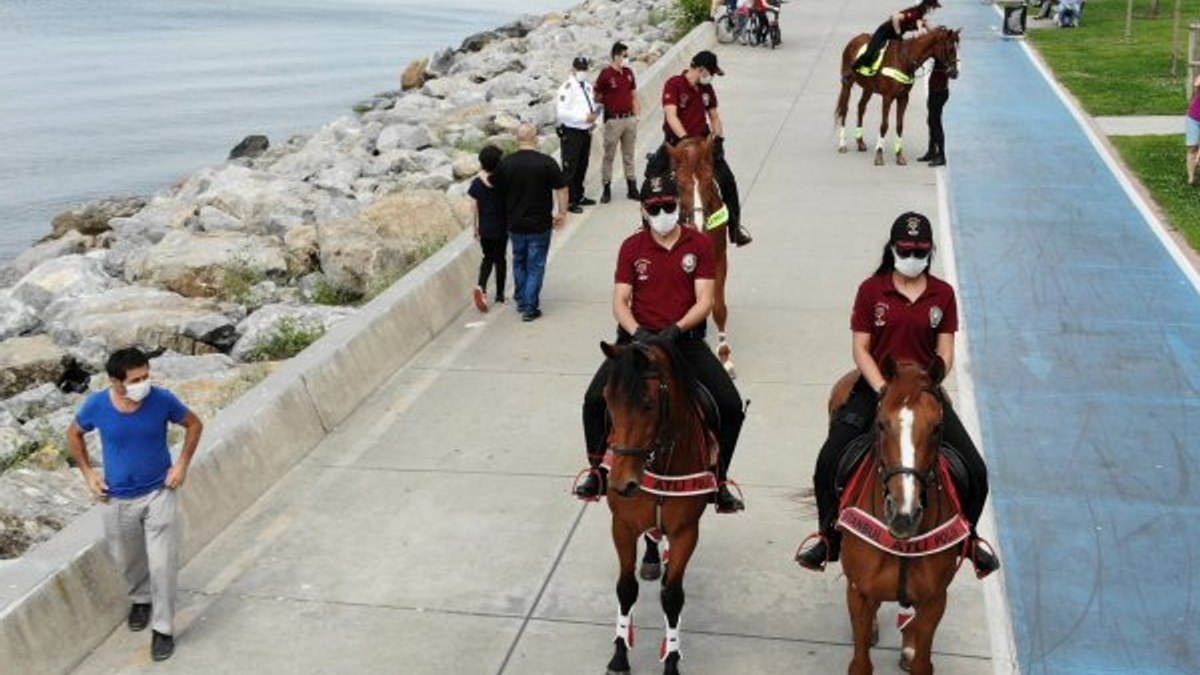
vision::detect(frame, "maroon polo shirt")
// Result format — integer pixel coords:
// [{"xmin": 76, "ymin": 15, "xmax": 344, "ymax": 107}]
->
[
  {"xmin": 897, "ymin": 6, "xmax": 928, "ymax": 32},
  {"xmin": 595, "ymin": 65, "xmax": 637, "ymax": 116},
  {"xmin": 850, "ymin": 272, "xmax": 958, "ymax": 368},
  {"xmin": 661, "ymin": 72, "xmax": 717, "ymax": 144},
  {"xmin": 615, "ymin": 226, "xmax": 716, "ymax": 331}
]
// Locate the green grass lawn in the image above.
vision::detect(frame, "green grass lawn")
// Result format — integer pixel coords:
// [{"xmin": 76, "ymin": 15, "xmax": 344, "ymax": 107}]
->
[
  {"xmin": 1028, "ymin": 0, "xmax": 1198, "ymax": 115},
  {"xmin": 1110, "ymin": 134, "xmax": 1200, "ymax": 249}
]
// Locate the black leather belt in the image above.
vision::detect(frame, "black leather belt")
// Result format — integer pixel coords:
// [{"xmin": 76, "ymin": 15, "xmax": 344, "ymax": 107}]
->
[{"xmin": 605, "ymin": 112, "xmax": 635, "ymax": 121}]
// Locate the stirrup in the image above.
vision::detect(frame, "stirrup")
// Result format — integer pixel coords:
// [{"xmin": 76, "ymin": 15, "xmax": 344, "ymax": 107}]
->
[
  {"xmin": 970, "ymin": 536, "xmax": 1000, "ymax": 580},
  {"xmin": 715, "ymin": 478, "xmax": 745, "ymax": 513},
  {"xmin": 571, "ymin": 467, "xmax": 604, "ymax": 502},
  {"xmin": 794, "ymin": 532, "xmax": 830, "ymax": 571}
]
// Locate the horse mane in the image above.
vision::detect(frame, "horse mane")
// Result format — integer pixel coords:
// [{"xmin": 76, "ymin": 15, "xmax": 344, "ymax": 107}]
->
[{"xmin": 608, "ymin": 340, "xmax": 700, "ymax": 412}]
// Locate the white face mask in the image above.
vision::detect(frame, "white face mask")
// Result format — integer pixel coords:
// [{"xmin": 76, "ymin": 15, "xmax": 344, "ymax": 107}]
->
[
  {"xmin": 699, "ymin": 74, "xmax": 713, "ymax": 86},
  {"xmin": 646, "ymin": 211, "xmax": 678, "ymax": 236},
  {"xmin": 574, "ymin": 70, "xmax": 587, "ymax": 81},
  {"xmin": 124, "ymin": 380, "xmax": 151, "ymax": 402},
  {"xmin": 892, "ymin": 247, "xmax": 929, "ymax": 278}
]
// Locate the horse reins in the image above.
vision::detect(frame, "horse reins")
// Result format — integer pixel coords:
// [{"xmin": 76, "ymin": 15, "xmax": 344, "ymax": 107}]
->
[{"xmin": 609, "ymin": 374, "xmax": 677, "ymax": 472}]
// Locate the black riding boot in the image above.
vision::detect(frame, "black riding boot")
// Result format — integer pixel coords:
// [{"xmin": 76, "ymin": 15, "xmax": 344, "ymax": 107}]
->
[
  {"xmin": 600, "ymin": 183, "xmax": 612, "ymax": 204},
  {"xmin": 573, "ymin": 470, "xmax": 606, "ymax": 499},
  {"xmin": 796, "ymin": 528, "xmax": 842, "ymax": 570},
  {"xmin": 626, "ymin": 179, "xmax": 639, "ymax": 201},
  {"xmin": 970, "ymin": 537, "xmax": 1000, "ymax": 578},
  {"xmin": 727, "ymin": 223, "xmax": 753, "ymax": 247},
  {"xmin": 917, "ymin": 147, "xmax": 936, "ymax": 162}
]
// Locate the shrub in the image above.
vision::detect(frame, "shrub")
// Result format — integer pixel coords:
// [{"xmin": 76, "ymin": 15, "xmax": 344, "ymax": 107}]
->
[
  {"xmin": 221, "ymin": 258, "xmax": 265, "ymax": 304},
  {"xmin": 674, "ymin": 0, "xmax": 711, "ymax": 35},
  {"xmin": 311, "ymin": 278, "xmax": 362, "ymax": 306},
  {"xmin": 251, "ymin": 318, "xmax": 326, "ymax": 361}
]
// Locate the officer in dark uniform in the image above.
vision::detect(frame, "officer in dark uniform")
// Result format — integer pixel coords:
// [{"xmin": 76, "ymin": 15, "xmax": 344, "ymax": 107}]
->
[{"xmin": 852, "ymin": 0, "xmax": 940, "ymax": 74}]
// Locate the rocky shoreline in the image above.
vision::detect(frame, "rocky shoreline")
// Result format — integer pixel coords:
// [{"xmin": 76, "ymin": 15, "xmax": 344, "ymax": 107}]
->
[{"xmin": 0, "ymin": 0, "xmax": 680, "ymax": 558}]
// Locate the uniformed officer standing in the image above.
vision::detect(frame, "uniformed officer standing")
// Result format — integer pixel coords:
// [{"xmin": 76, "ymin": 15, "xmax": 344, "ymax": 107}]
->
[{"xmin": 556, "ymin": 56, "xmax": 598, "ymax": 213}]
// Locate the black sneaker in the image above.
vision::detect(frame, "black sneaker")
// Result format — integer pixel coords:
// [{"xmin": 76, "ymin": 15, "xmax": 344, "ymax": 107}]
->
[
  {"xmin": 714, "ymin": 484, "xmax": 745, "ymax": 513},
  {"xmin": 521, "ymin": 309, "xmax": 542, "ymax": 322},
  {"xmin": 151, "ymin": 631, "xmax": 175, "ymax": 662},
  {"xmin": 600, "ymin": 183, "xmax": 612, "ymax": 204},
  {"xmin": 578, "ymin": 196, "xmax": 597, "ymax": 206},
  {"xmin": 928, "ymin": 156, "xmax": 946, "ymax": 167},
  {"xmin": 127, "ymin": 603, "xmax": 151, "ymax": 632},
  {"xmin": 728, "ymin": 224, "xmax": 753, "ymax": 247},
  {"xmin": 573, "ymin": 472, "xmax": 605, "ymax": 499},
  {"xmin": 970, "ymin": 538, "xmax": 1001, "ymax": 579},
  {"xmin": 567, "ymin": 203, "xmax": 584, "ymax": 214},
  {"xmin": 626, "ymin": 180, "xmax": 639, "ymax": 201},
  {"xmin": 916, "ymin": 151, "xmax": 935, "ymax": 162}
]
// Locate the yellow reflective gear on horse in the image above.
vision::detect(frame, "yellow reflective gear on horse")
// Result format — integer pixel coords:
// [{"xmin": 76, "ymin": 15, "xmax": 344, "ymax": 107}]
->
[
  {"xmin": 853, "ymin": 44, "xmax": 886, "ymax": 77},
  {"xmin": 705, "ymin": 205, "xmax": 729, "ymax": 231},
  {"xmin": 881, "ymin": 68, "xmax": 913, "ymax": 85}
]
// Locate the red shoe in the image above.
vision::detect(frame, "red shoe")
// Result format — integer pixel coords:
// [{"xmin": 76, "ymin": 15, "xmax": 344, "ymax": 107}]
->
[{"xmin": 472, "ymin": 286, "xmax": 488, "ymax": 313}]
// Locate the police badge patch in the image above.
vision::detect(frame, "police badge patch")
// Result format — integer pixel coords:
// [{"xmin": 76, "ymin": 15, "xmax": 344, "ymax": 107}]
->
[
  {"xmin": 681, "ymin": 253, "xmax": 697, "ymax": 274},
  {"xmin": 930, "ymin": 306, "xmax": 943, "ymax": 329}
]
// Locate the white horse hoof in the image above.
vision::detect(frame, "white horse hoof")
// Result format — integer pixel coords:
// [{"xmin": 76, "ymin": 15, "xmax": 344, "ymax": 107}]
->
[
  {"xmin": 838, "ymin": 145, "xmax": 848, "ymax": 154},
  {"xmin": 900, "ymin": 647, "xmax": 915, "ymax": 671}
]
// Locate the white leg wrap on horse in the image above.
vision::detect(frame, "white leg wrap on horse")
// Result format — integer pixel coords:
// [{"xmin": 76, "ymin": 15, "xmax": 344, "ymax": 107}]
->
[
  {"xmin": 854, "ymin": 127, "xmax": 864, "ymax": 140},
  {"xmin": 615, "ymin": 606, "xmax": 635, "ymax": 647},
  {"xmin": 838, "ymin": 127, "xmax": 846, "ymax": 145},
  {"xmin": 894, "ymin": 136, "xmax": 904, "ymax": 154},
  {"xmin": 875, "ymin": 137, "xmax": 886, "ymax": 152},
  {"xmin": 659, "ymin": 620, "xmax": 682, "ymax": 662}
]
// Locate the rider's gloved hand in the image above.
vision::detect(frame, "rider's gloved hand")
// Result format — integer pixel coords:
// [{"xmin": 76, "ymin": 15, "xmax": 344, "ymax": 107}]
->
[
  {"xmin": 657, "ymin": 324, "xmax": 682, "ymax": 342},
  {"xmin": 633, "ymin": 327, "xmax": 655, "ymax": 344}
]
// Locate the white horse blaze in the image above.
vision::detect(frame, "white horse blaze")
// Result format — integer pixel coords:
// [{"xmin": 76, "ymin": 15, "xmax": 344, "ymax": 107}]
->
[{"xmin": 897, "ymin": 407, "xmax": 919, "ymax": 514}]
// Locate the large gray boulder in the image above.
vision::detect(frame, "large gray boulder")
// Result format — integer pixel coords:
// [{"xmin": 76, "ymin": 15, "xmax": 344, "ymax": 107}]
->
[
  {"xmin": 231, "ymin": 304, "xmax": 355, "ymax": 362},
  {"xmin": 43, "ymin": 286, "xmax": 236, "ymax": 356},
  {"xmin": 0, "ymin": 425, "xmax": 37, "ymax": 469},
  {"xmin": 1, "ymin": 383, "xmax": 77, "ymax": 424},
  {"xmin": 228, "ymin": 134, "xmax": 270, "ymax": 160},
  {"xmin": 47, "ymin": 197, "xmax": 146, "ymax": 240},
  {"xmin": 174, "ymin": 164, "xmax": 357, "ymax": 234},
  {"xmin": 10, "ymin": 254, "xmax": 120, "ymax": 312},
  {"xmin": 124, "ymin": 230, "xmax": 289, "ymax": 299},
  {"xmin": 0, "ymin": 292, "xmax": 40, "ymax": 340},
  {"xmin": 10, "ymin": 231, "xmax": 89, "ymax": 277},
  {"xmin": 375, "ymin": 124, "xmax": 434, "ymax": 152},
  {"xmin": 0, "ymin": 336, "xmax": 70, "ymax": 399}
]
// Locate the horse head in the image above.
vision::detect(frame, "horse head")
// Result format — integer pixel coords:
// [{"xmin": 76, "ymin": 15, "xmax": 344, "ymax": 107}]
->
[
  {"xmin": 665, "ymin": 136, "xmax": 723, "ymax": 227},
  {"xmin": 599, "ymin": 340, "xmax": 697, "ymax": 498},
  {"xmin": 929, "ymin": 27, "xmax": 960, "ymax": 79},
  {"xmin": 875, "ymin": 355, "xmax": 947, "ymax": 539}
]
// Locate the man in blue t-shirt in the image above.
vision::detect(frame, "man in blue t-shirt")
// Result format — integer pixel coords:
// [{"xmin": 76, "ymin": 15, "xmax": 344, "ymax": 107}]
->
[{"xmin": 67, "ymin": 347, "xmax": 204, "ymax": 662}]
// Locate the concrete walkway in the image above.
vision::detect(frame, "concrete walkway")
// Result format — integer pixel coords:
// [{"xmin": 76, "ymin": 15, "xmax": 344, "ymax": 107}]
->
[
  {"xmin": 1095, "ymin": 116, "xmax": 1183, "ymax": 136},
  {"xmin": 69, "ymin": 3, "xmax": 1001, "ymax": 674}
]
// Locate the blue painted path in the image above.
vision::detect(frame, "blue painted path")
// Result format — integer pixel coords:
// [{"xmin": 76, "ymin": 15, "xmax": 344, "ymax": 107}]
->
[{"xmin": 942, "ymin": 6, "xmax": 1200, "ymax": 675}]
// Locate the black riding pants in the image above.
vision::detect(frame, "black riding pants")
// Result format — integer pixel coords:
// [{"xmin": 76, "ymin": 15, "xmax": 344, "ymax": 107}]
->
[
  {"xmin": 560, "ymin": 127, "xmax": 592, "ymax": 205},
  {"xmin": 582, "ymin": 333, "xmax": 745, "ymax": 479},
  {"xmin": 477, "ymin": 236, "xmax": 507, "ymax": 298},
  {"xmin": 812, "ymin": 376, "xmax": 989, "ymax": 535},
  {"xmin": 854, "ymin": 23, "xmax": 900, "ymax": 71},
  {"xmin": 927, "ymin": 89, "xmax": 949, "ymax": 157},
  {"xmin": 646, "ymin": 143, "xmax": 742, "ymax": 231}
]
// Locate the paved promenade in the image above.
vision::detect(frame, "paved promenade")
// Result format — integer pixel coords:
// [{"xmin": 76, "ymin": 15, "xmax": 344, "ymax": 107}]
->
[{"xmin": 71, "ymin": 0, "xmax": 1200, "ymax": 671}]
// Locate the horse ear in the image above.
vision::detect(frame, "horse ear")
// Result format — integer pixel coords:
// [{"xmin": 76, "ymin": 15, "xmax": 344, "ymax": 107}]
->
[
  {"xmin": 928, "ymin": 355, "xmax": 947, "ymax": 385},
  {"xmin": 601, "ymin": 341, "xmax": 624, "ymax": 359},
  {"xmin": 881, "ymin": 355, "xmax": 898, "ymax": 382}
]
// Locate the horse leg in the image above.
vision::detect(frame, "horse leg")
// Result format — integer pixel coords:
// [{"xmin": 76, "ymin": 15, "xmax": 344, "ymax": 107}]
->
[
  {"xmin": 855, "ymin": 88, "xmax": 871, "ymax": 152},
  {"xmin": 659, "ymin": 525, "xmax": 699, "ymax": 675},
  {"xmin": 640, "ymin": 534, "xmax": 662, "ymax": 580},
  {"xmin": 875, "ymin": 96, "xmax": 893, "ymax": 167},
  {"xmin": 901, "ymin": 593, "xmax": 948, "ymax": 675},
  {"xmin": 894, "ymin": 93, "xmax": 909, "ymax": 166},
  {"xmin": 836, "ymin": 81, "xmax": 853, "ymax": 153},
  {"xmin": 846, "ymin": 582, "xmax": 880, "ymax": 675},
  {"xmin": 608, "ymin": 521, "xmax": 641, "ymax": 675}
]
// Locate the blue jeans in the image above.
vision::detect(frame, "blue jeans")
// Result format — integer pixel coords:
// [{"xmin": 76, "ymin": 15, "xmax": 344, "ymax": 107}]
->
[{"xmin": 510, "ymin": 230, "xmax": 551, "ymax": 314}]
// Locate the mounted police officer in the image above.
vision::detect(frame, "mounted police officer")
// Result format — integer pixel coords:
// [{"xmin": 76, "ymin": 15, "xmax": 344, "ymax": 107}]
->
[
  {"xmin": 575, "ymin": 172, "xmax": 746, "ymax": 513},
  {"xmin": 852, "ymin": 0, "xmax": 940, "ymax": 74},
  {"xmin": 557, "ymin": 55, "xmax": 598, "ymax": 213}
]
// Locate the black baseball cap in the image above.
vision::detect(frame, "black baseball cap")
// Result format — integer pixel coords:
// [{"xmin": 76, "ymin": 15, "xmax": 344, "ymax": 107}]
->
[
  {"xmin": 890, "ymin": 212, "xmax": 933, "ymax": 250},
  {"xmin": 690, "ymin": 50, "xmax": 724, "ymax": 76},
  {"xmin": 572, "ymin": 56, "xmax": 590, "ymax": 70},
  {"xmin": 640, "ymin": 173, "xmax": 679, "ymax": 203}
]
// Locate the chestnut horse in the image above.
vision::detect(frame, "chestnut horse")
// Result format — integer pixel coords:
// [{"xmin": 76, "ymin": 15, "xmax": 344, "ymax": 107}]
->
[
  {"xmin": 835, "ymin": 27, "xmax": 960, "ymax": 166},
  {"xmin": 828, "ymin": 356, "xmax": 968, "ymax": 675},
  {"xmin": 665, "ymin": 137, "xmax": 736, "ymax": 377},
  {"xmin": 600, "ymin": 340, "xmax": 715, "ymax": 675}
]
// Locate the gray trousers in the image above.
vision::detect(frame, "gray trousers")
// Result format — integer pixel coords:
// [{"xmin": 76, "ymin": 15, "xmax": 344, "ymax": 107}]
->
[
  {"xmin": 601, "ymin": 116, "xmax": 638, "ymax": 183},
  {"xmin": 104, "ymin": 488, "xmax": 179, "ymax": 635}
]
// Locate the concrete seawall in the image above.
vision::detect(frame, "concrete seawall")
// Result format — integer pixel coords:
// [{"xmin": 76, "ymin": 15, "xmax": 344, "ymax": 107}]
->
[{"xmin": 0, "ymin": 22, "xmax": 715, "ymax": 675}]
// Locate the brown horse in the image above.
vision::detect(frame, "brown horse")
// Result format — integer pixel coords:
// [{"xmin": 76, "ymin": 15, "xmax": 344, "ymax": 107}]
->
[
  {"xmin": 600, "ymin": 340, "xmax": 715, "ymax": 675},
  {"xmin": 665, "ymin": 137, "xmax": 736, "ymax": 377},
  {"xmin": 828, "ymin": 356, "xmax": 968, "ymax": 675},
  {"xmin": 835, "ymin": 27, "xmax": 960, "ymax": 166}
]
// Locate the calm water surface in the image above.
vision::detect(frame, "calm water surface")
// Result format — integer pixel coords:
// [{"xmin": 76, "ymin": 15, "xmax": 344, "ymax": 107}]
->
[{"xmin": 0, "ymin": 0, "xmax": 564, "ymax": 262}]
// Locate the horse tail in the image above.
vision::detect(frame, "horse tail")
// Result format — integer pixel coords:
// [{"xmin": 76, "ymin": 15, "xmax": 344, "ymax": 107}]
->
[{"xmin": 835, "ymin": 78, "xmax": 852, "ymax": 126}]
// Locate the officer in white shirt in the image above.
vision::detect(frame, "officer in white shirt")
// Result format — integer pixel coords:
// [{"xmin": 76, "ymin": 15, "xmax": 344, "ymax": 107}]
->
[{"xmin": 556, "ymin": 56, "xmax": 598, "ymax": 213}]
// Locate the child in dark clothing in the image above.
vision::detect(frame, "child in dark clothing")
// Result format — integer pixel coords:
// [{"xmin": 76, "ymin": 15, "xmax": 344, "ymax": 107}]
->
[{"xmin": 468, "ymin": 145, "xmax": 508, "ymax": 312}]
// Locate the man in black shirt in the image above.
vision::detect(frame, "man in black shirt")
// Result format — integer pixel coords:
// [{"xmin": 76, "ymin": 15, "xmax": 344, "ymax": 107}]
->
[{"xmin": 492, "ymin": 123, "xmax": 569, "ymax": 322}]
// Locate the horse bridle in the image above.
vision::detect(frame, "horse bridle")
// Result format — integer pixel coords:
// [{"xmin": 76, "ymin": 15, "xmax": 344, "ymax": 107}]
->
[
  {"xmin": 609, "ymin": 371, "xmax": 676, "ymax": 469},
  {"xmin": 877, "ymin": 386, "xmax": 946, "ymax": 490}
]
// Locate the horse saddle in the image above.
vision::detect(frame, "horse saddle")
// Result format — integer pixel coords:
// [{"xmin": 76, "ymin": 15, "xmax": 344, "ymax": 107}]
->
[
  {"xmin": 853, "ymin": 43, "xmax": 914, "ymax": 84},
  {"xmin": 834, "ymin": 433, "xmax": 972, "ymax": 507}
]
